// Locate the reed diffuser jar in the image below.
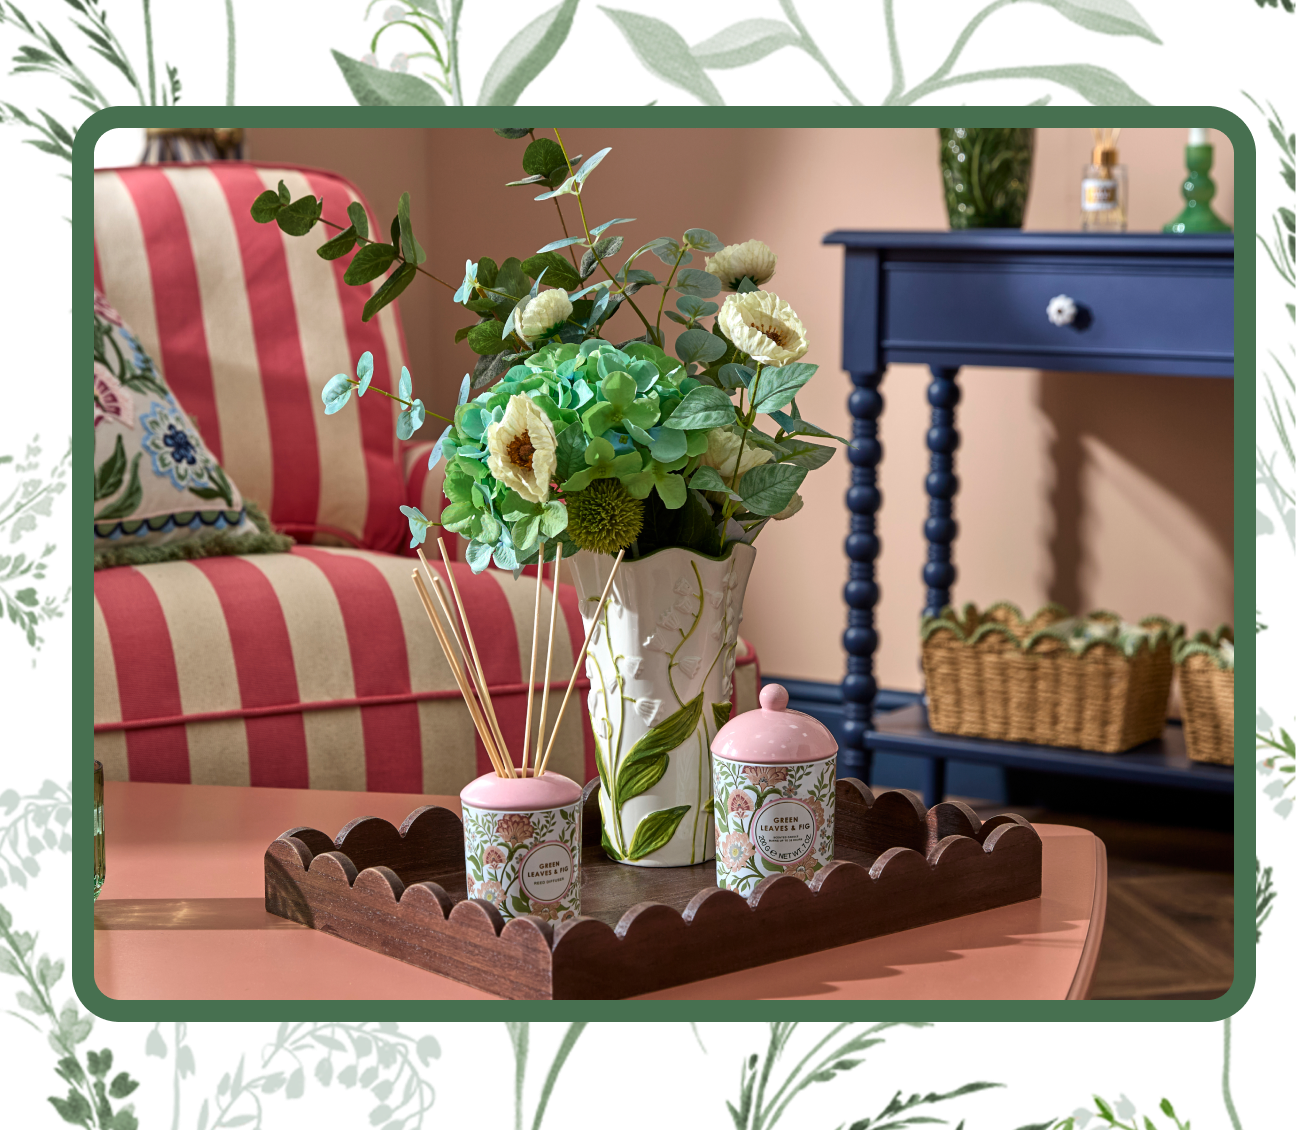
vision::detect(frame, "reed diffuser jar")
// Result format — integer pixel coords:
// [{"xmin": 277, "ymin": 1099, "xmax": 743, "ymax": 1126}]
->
[{"xmin": 1081, "ymin": 128, "xmax": 1128, "ymax": 232}]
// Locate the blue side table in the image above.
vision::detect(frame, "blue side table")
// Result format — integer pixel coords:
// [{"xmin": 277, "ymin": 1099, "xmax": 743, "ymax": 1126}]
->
[{"xmin": 821, "ymin": 231, "xmax": 1234, "ymax": 803}]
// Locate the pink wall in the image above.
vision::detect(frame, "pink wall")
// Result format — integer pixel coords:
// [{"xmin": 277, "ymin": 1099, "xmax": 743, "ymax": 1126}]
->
[{"xmin": 248, "ymin": 126, "xmax": 1235, "ymax": 690}]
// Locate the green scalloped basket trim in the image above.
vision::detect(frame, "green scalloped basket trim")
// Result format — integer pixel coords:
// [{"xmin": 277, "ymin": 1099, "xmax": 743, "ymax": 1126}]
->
[
  {"xmin": 93, "ymin": 499, "xmax": 295, "ymax": 571},
  {"xmin": 1173, "ymin": 624, "xmax": 1235, "ymax": 671},
  {"xmin": 921, "ymin": 601, "xmax": 1184, "ymax": 659}
]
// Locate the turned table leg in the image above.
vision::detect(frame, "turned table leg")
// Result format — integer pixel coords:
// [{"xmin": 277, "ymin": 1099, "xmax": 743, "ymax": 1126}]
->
[
  {"xmin": 841, "ymin": 368, "xmax": 884, "ymax": 782},
  {"xmin": 921, "ymin": 365, "xmax": 961, "ymax": 805}
]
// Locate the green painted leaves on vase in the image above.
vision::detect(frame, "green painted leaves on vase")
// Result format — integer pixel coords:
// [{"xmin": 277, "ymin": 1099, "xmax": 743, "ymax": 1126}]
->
[
  {"xmin": 712, "ymin": 701, "xmax": 733, "ymax": 729},
  {"xmin": 625, "ymin": 804, "xmax": 692, "ymax": 861},
  {"xmin": 616, "ymin": 692, "xmax": 703, "ymax": 811},
  {"xmin": 478, "ymin": 0, "xmax": 581, "ymax": 106}
]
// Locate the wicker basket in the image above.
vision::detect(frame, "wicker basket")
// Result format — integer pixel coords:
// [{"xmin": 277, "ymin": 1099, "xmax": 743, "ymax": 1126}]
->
[
  {"xmin": 1174, "ymin": 627, "xmax": 1234, "ymax": 765},
  {"xmin": 921, "ymin": 602, "xmax": 1181, "ymax": 753}
]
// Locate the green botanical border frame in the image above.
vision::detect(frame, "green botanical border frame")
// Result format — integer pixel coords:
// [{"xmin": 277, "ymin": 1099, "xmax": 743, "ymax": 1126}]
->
[{"xmin": 71, "ymin": 103, "xmax": 1255, "ymax": 1023}]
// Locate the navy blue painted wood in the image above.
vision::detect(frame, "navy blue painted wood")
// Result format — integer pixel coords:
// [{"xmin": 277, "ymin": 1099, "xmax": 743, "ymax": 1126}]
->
[{"xmin": 823, "ymin": 230, "xmax": 1235, "ymax": 801}]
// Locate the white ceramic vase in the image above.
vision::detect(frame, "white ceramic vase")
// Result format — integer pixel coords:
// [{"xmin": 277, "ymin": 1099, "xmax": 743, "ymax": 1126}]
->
[{"xmin": 566, "ymin": 543, "xmax": 756, "ymax": 867}]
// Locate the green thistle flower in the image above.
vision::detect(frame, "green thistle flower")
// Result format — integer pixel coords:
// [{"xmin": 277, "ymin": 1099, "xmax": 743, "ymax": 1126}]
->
[{"xmin": 566, "ymin": 478, "xmax": 644, "ymax": 555}]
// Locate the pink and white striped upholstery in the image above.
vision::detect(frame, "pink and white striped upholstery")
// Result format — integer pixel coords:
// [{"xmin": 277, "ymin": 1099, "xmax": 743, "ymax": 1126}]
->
[
  {"xmin": 92, "ymin": 547, "xmax": 760, "ymax": 791},
  {"xmin": 93, "ymin": 162, "xmax": 414, "ymax": 552},
  {"xmin": 91, "ymin": 160, "xmax": 761, "ymax": 794}
]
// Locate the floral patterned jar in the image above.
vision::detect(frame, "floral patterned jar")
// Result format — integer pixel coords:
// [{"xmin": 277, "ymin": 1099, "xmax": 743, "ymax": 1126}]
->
[
  {"xmin": 458, "ymin": 771, "xmax": 583, "ymax": 923},
  {"xmin": 710, "ymin": 683, "xmax": 838, "ymax": 898}
]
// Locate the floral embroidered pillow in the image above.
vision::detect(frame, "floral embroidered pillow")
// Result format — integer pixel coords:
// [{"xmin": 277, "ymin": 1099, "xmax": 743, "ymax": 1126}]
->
[{"xmin": 93, "ymin": 290, "xmax": 292, "ymax": 569}]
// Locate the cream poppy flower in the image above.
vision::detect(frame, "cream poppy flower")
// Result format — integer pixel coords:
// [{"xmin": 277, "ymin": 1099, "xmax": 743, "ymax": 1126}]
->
[
  {"xmin": 704, "ymin": 238, "xmax": 777, "ymax": 290},
  {"xmin": 696, "ymin": 428, "xmax": 773, "ymax": 486},
  {"xmin": 486, "ymin": 395, "xmax": 558, "ymax": 504},
  {"xmin": 718, "ymin": 291, "xmax": 808, "ymax": 365},
  {"xmin": 516, "ymin": 289, "xmax": 573, "ymax": 345}
]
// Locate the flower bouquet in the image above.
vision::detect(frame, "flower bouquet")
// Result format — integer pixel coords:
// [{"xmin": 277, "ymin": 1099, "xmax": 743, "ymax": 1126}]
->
[{"xmin": 254, "ymin": 127, "xmax": 848, "ymax": 865}]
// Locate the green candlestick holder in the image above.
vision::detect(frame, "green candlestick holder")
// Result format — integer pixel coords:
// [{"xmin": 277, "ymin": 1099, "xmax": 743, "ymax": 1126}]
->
[{"xmin": 1164, "ymin": 144, "xmax": 1231, "ymax": 233}]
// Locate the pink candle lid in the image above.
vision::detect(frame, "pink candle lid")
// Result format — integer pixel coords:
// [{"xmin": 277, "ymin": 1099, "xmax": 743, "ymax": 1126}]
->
[
  {"xmin": 711, "ymin": 683, "xmax": 838, "ymax": 764},
  {"xmin": 460, "ymin": 770, "xmax": 583, "ymax": 812}
]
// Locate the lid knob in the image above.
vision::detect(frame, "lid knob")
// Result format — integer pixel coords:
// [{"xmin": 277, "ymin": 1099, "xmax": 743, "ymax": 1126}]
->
[{"xmin": 759, "ymin": 683, "xmax": 789, "ymax": 712}]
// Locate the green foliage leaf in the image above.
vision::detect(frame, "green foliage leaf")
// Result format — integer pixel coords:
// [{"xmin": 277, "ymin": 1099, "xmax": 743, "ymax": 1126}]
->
[
  {"xmin": 522, "ymin": 251, "xmax": 583, "ymax": 291},
  {"xmin": 580, "ymin": 236, "xmax": 624, "ymax": 280},
  {"xmin": 673, "ymin": 267, "xmax": 722, "ymax": 298},
  {"xmin": 332, "ymin": 49, "xmax": 446, "ymax": 105},
  {"xmin": 691, "ymin": 19, "xmax": 799, "ymax": 68},
  {"xmin": 275, "ymin": 195, "xmax": 323, "ymax": 237},
  {"xmin": 1029, "ymin": 0, "xmax": 1161, "ymax": 43},
  {"xmin": 778, "ymin": 439, "xmax": 835, "ymax": 470},
  {"xmin": 625, "ymin": 804, "xmax": 692, "ymax": 860},
  {"xmin": 522, "ymin": 137, "xmax": 567, "ymax": 177},
  {"xmin": 663, "ymin": 385, "xmax": 736, "ymax": 430},
  {"xmin": 347, "ymin": 200, "xmax": 369, "ymax": 239},
  {"xmin": 497, "ymin": 257, "xmax": 530, "ymax": 299},
  {"xmin": 467, "ymin": 319, "xmax": 508, "ymax": 355},
  {"xmin": 478, "ymin": 0, "xmax": 581, "ymax": 105},
  {"xmin": 249, "ymin": 190, "xmax": 282, "ymax": 223},
  {"xmin": 738, "ymin": 461, "xmax": 807, "ymax": 515},
  {"xmin": 752, "ymin": 362, "xmax": 817, "ymax": 413},
  {"xmin": 344, "ymin": 242, "xmax": 398, "ymax": 285},
  {"xmin": 397, "ymin": 192, "xmax": 425, "ymax": 264},
  {"xmin": 689, "ymin": 465, "xmax": 730, "ymax": 493},
  {"xmin": 601, "ymin": 8, "xmax": 725, "ymax": 105},
  {"xmin": 494, "ymin": 127, "xmax": 535, "ymax": 139},
  {"xmin": 362, "ymin": 262, "xmax": 418, "ymax": 321},
  {"xmin": 316, "ymin": 226, "xmax": 357, "ymax": 260}
]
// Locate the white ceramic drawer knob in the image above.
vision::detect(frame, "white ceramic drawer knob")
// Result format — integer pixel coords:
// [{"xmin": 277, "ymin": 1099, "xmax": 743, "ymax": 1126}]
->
[{"xmin": 1047, "ymin": 294, "xmax": 1078, "ymax": 326}]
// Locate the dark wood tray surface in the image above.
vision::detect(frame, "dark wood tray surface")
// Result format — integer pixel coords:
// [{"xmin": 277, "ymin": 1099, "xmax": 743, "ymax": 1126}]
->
[{"xmin": 264, "ymin": 778, "xmax": 1043, "ymax": 999}]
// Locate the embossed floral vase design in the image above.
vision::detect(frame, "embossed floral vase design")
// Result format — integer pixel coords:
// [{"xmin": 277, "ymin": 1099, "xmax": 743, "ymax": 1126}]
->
[
  {"xmin": 567, "ymin": 544, "xmax": 757, "ymax": 867},
  {"xmin": 459, "ymin": 771, "xmax": 582, "ymax": 923},
  {"xmin": 711, "ymin": 683, "xmax": 838, "ymax": 898}
]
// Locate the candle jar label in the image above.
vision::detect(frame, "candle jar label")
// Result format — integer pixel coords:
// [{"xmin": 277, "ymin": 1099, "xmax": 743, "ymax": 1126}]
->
[
  {"xmin": 712, "ymin": 754, "xmax": 836, "ymax": 899},
  {"xmin": 461, "ymin": 800, "xmax": 581, "ymax": 923}
]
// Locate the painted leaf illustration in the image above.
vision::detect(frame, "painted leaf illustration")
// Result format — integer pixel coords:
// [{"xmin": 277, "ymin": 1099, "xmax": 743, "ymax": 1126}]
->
[
  {"xmin": 935, "ymin": 63, "xmax": 1149, "ymax": 106},
  {"xmin": 625, "ymin": 804, "xmax": 692, "ymax": 860},
  {"xmin": 691, "ymin": 19, "xmax": 799, "ymax": 69},
  {"xmin": 1030, "ymin": 0, "xmax": 1161, "ymax": 43},
  {"xmin": 478, "ymin": 0, "xmax": 581, "ymax": 106},
  {"xmin": 600, "ymin": 8, "xmax": 724, "ymax": 105},
  {"xmin": 332, "ymin": 50, "xmax": 446, "ymax": 106}
]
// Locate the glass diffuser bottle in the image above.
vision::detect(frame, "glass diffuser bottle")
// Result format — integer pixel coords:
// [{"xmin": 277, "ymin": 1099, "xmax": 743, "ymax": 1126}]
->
[{"xmin": 1081, "ymin": 128, "xmax": 1127, "ymax": 232}]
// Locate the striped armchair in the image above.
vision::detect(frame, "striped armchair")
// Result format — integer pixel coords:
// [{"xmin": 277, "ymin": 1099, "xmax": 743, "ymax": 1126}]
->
[{"xmin": 92, "ymin": 161, "xmax": 759, "ymax": 794}]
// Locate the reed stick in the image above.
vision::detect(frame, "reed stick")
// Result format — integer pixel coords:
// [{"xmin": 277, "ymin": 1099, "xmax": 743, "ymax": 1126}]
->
[
  {"xmin": 410, "ymin": 570, "xmax": 507, "ymax": 777},
  {"xmin": 430, "ymin": 540, "xmax": 511, "ymax": 760},
  {"xmin": 537, "ymin": 549, "xmax": 624, "ymax": 775},
  {"xmin": 520, "ymin": 553, "xmax": 545, "ymax": 776},
  {"xmin": 418, "ymin": 545, "xmax": 513, "ymax": 770},
  {"xmin": 535, "ymin": 542, "xmax": 563, "ymax": 771}
]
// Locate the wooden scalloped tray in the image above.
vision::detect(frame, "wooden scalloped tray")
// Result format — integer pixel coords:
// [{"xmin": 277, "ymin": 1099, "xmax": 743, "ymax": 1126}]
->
[{"xmin": 263, "ymin": 778, "xmax": 1042, "ymax": 999}]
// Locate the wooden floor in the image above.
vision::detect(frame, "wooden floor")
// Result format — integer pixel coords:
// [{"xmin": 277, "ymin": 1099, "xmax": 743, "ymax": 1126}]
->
[{"xmin": 971, "ymin": 804, "xmax": 1235, "ymax": 1000}]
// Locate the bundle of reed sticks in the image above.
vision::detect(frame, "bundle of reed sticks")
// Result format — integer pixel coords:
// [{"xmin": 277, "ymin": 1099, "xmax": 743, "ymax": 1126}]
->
[{"xmin": 411, "ymin": 537, "xmax": 624, "ymax": 778}]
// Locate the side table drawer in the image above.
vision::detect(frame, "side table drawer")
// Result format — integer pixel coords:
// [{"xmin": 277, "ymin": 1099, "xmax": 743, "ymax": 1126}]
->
[{"xmin": 881, "ymin": 258, "xmax": 1234, "ymax": 376}]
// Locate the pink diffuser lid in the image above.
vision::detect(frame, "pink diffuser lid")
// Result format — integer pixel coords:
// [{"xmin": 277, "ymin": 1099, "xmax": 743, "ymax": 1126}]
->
[
  {"xmin": 460, "ymin": 770, "xmax": 583, "ymax": 812},
  {"xmin": 711, "ymin": 683, "xmax": 838, "ymax": 764}
]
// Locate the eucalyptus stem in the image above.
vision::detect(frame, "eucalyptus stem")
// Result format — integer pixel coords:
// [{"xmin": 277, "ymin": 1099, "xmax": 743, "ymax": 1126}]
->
[
  {"xmin": 551, "ymin": 128, "xmax": 660, "ymax": 343},
  {"xmin": 141, "ymin": 0, "xmax": 157, "ymax": 105},
  {"xmin": 343, "ymin": 376, "xmax": 452, "ymax": 422},
  {"xmin": 654, "ymin": 244, "xmax": 688, "ymax": 340},
  {"xmin": 224, "ymin": 0, "xmax": 236, "ymax": 105},
  {"xmin": 719, "ymin": 362, "xmax": 762, "ymax": 537},
  {"xmin": 316, "ymin": 215, "xmax": 455, "ymax": 289}
]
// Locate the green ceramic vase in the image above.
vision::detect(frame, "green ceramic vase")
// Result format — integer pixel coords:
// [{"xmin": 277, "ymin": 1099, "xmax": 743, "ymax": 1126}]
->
[{"xmin": 939, "ymin": 128, "xmax": 1036, "ymax": 229}]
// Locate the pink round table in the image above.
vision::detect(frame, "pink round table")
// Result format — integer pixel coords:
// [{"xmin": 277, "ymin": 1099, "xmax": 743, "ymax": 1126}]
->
[{"xmin": 93, "ymin": 781, "xmax": 1107, "ymax": 1000}]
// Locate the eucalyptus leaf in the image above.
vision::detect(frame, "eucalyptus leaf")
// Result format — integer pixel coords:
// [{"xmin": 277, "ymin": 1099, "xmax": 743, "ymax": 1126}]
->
[
  {"xmin": 249, "ymin": 190, "xmax": 282, "ymax": 223},
  {"xmin": 275, "ymin": 195, "xmax": 322, "ymax": 237},
  {"xmin": 522, "ymin": 136, "xmax": 567, "ymax": 177},
  {"xmin": 522, "ymin": 251, "xmax": 583, "ymax": 290},
  {"xmin": 675, "ymin": 327, "xmax": 727, "ymax": 366},
  {"xmin": 316, "ymin": 226, "xmax": 357, "ymax": 260},
  {"xmin": 682, "ymin": 227, "xmax": 724, "ymax": 252},
  {"xmin": 344, "ymin": 242, "xmax": 398, "ymax": 285},
  {"xmin": 673, "ymin": 267, "xmax": 722, "ymax": 298},
  {"xmin": 467, "ymin": 319, "xmax": 507, "ymax": 355},
  {"xmin": 590, "ymin": 217, "xmax": 636, "ymax": 238},
  {"xmin": 717, "ymin": 363, "xmax": 753, "ymax": 390},
  {"xmin": 574, "ymin": 146, "xmax": 612, "ymax": 186},
  {"xmin": 494, "ymin": 127, "xmax": 535, "ymax": 139},
  {"xmin": 361, "ymin": 261, "xmax": 417, "ymax": 321},
  {"xmin": 536, "ymin": 235, "xmax": 587, "ymax": 253},
  {"xmin": 346, "ymin": 200, "xmax": 369, "ymax": 239}
]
